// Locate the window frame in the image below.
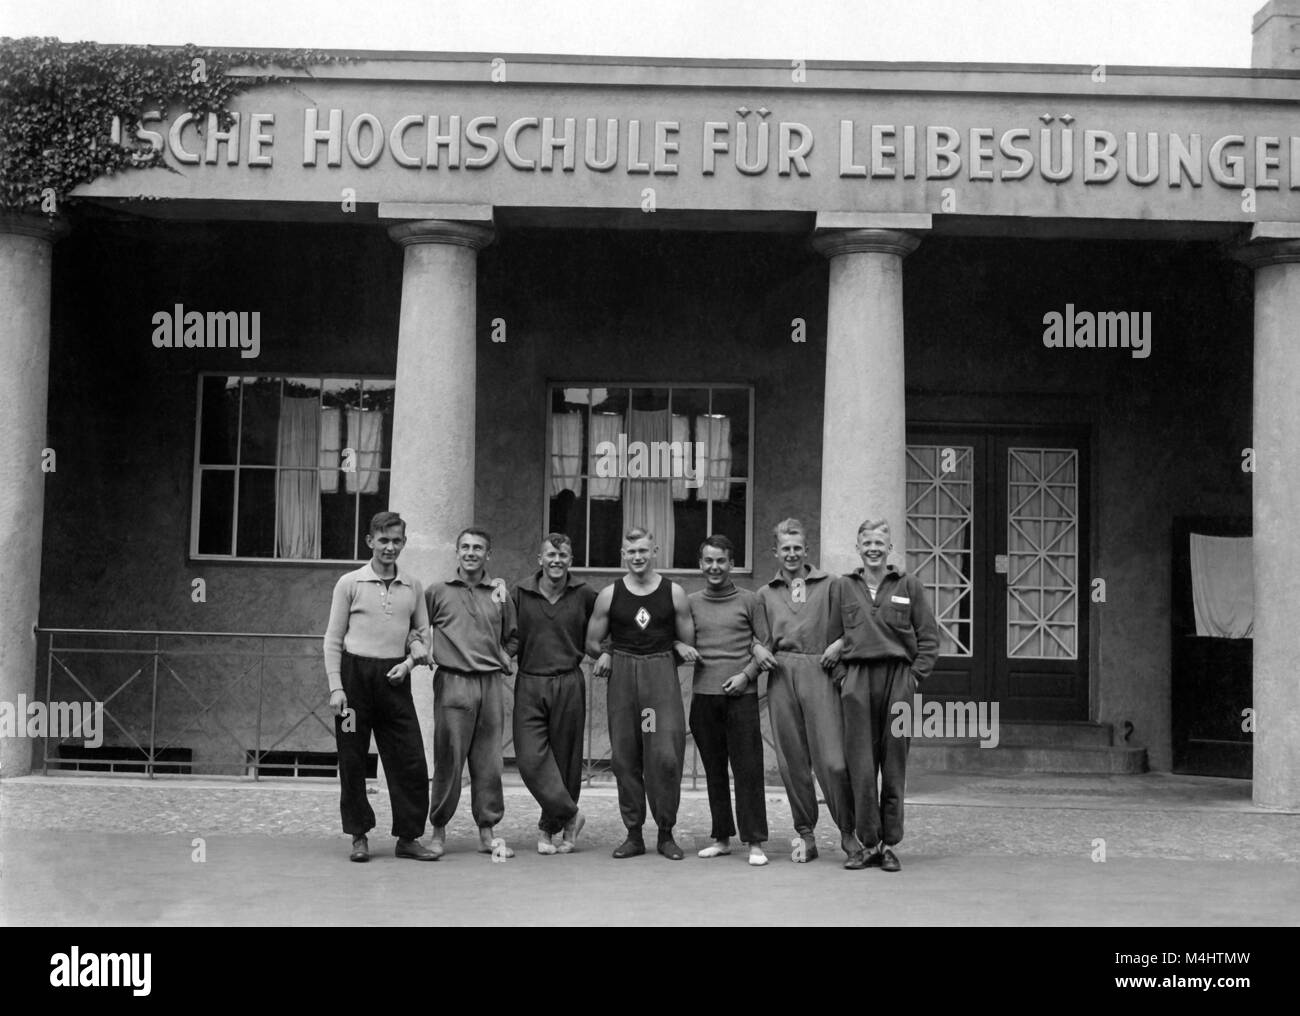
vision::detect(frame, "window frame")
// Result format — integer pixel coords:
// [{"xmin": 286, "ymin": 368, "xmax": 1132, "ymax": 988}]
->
[
  {"xmin": 188, "ymin": 370, "xmax": 397, "ymax": 565},
  {"xmin": 543, "ymin": 381, "xmax": 757, "ymax": 576}
]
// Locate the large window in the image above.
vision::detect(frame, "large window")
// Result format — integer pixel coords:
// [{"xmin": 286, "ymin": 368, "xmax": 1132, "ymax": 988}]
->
[
  {"xmin": 545, "ymin": 384, "xmax": 754, "ymax": 571},
  {"xmin": 191, "ymin": 374, "xmax": 394, "ymax": 561}
]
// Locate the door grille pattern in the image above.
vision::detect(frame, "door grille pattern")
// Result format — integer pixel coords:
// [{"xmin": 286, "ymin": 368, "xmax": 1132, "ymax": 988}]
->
[
  {"xmin": 905, "ymin": 445, "xmax": 974, "ymax": 657},
  {"xmin": 1007, "ymin": 448, "xmax": 1078, "ymax": 659}
]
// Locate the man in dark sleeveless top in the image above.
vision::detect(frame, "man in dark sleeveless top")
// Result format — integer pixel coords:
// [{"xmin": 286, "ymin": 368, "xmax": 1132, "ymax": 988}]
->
[{"xmin": 586, "ymin": 526, "xmax": 698, "ymax": 860}]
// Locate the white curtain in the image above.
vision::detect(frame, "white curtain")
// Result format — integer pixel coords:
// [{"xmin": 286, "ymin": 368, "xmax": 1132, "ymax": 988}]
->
[
  {"xmin": 696, "ymin": 414, "xmax": 732, "ymax": 502},
  {"xmin": 1190, "ymin": 534, "xmax": 1254, "ymax": 638},
  {"xmin": 624, "ymin": 408, "xmax": 674, "ymax": 565},
  {"xmin": 670, "ymin": 413, "xmax": 692, "ymax": 501},
  {"xmin": 589, "ymin": 413, "xmax": 622, "ymax": 500},
  {"xmin": 277, "ymin": 396, "xmax": 322, "ymax": 559},
  {"xmin": 346, "ymin": 409, "xmax": 383, "ymax": 494},
  {"xmin": 319, "ymin": 407, "xmax": 342, "ymax": 494},
  {"xmin": 550, "ymin": 412, "xmax": 582, "ymax": 496}
]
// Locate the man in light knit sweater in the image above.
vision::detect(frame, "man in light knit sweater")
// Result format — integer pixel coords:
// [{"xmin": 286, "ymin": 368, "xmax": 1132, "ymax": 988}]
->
[
  {"xmin": 834, "ymin": 518, "xmax": 940, "ymax": 872},
  {"xmin": 323, "ymin": 511, "xmax": 438, "ymax": 863},
  {"xmin": 758, "ymin": 518, "xmax": 857, "ymax": 864},
  {"xmin": 688, "ymin": 534, "xmax": 774, "ymax": 866}
]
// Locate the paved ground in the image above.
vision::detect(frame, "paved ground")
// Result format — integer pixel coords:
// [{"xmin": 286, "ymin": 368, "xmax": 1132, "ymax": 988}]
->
[{"xmin": 2, "ymin": 771, "xmax": 1297, "ymax": 925}]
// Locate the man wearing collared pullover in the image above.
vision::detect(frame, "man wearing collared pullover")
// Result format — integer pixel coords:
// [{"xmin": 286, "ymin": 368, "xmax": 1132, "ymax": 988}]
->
[
  {"xmin": 688, "ymin": 535, "xmax": 773, "ymax": 867},
  {"xmin": 758, "ymin": 518, "xmax": 857, "ymax": 863},
  {"xmin": 511, "ymin": 532, "xmax": 597, "ymax": 855},
  {"xmin": 424, "ymin": 527, "xmax": 519, "ymax": 859},
  {"xmin": 324, "ymin": 511, "xmax": 438, "ymax": 863},
  {"xmin": 835, "ymin": 518, "xmax": 939, "ymax": 873}
]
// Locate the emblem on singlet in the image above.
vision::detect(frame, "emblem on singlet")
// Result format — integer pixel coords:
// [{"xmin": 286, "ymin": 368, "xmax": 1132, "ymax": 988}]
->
[{"xmin": 634, "ymin": 606, "xmax": 651, "ymax": 630}]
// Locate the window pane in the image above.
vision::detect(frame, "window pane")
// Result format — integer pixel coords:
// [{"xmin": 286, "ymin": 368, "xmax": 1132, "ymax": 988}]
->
[
  {"xmin": 239, "ymin": 377, "xmax": 282, "ymax": 466},
  {"xmin": 355, "ymin": 470, "xmax": 391, "ymax": 561},
  {"xmin": 672, "ymin": 496, "xmax": 707, "ymax": 569},
  {"xmin": 629, "ymin": 387, "xmax": 670, "ymax": 412},
  {"xmin": 362, "ymin": 380, "xmax": 396, "ymax": 469},
  {"xmin": 320, "ymin": 488, "xmax": 357, "ymax": 561},
  {"xmin": 197, "ymin": 469, "xmax": 235, "ymax": 554},
  {"xmin": 199, "ymin": 376, "xmax": 240, "ymax": 465},
  {"xmin": 549, "ymin": 488, "xmax": 588, "ymax": 567},
  {"xmin": 236, "ymin": 468, "xmax": 276, "ymax": 557},
  {"xmin": 590, "ymin": 497, "xmax": 622, "ymax": 567},
  {"xmin": 709, "ymin": 388, "xmax": 749, "ymax": 478},
  {"xmin": 709, "ymin": 481, "xmax": 747, "ymax": 568}
]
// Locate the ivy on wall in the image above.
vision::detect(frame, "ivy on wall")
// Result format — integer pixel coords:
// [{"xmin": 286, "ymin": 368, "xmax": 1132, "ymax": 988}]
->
[{"xmin": 0, "ymin": 37, "xmax": 343, "ymax": 214}]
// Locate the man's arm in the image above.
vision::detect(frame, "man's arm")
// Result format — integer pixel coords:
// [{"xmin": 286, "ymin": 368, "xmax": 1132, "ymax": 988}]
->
[
  {"xmin": 671, "ymin": 582, "xmax": 699, "ymax": 663},
  {"xmin": 821, "ymin": 576, "xmax": 846, "ymax": 671},
  {"xmin": 748, "ymin": 595, "xmax": 775, "ymax": 672},
  {"xmin": 323, "ymin": 575, "xmax": 351, "ymax": 712},
  {"xmin": 585, "ymin": 585, "xmax": 614, "ymax": 676},
  {"xmin": 909, "ymin": 577, "xmax": 941, "ymax": 684},
  {"xmin": 500, "ymin": 585, "xmax": 519, "ymax": 665}
]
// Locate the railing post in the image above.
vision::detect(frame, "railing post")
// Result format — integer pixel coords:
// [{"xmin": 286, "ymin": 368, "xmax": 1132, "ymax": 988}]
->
[
  {"xmin": 148, "ymin": 636, "xmax": 160, "ymax": 779},
  {"xmin": 42, "ymin": 631, "xmax": 54, "ymax": 775},
  {"xmin": 253, "ymin": 635, "xmax": 267, "ymax": 782}
]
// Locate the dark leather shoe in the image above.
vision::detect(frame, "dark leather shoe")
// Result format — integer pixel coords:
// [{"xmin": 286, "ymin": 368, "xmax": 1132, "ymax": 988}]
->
[
  {"xmin": 880, "ymin": 847, "xmax": 901, "ymax": 872},
  {"xmin": 612, "ymin": 836, "xmax": 646, "ymax": 859},
  {"xmin": 864, "ymin": 846, "xmax": 885, "ymax": 868},
  {"xmin": 843, "ymin": 850, "xmax": 868, "ymax": 870},
  {"xmin": 349, "ymin": 835, "xmax": 369, "ymax": 862},
  {"xmin": 395, "ymin": 837, "xmax": 439, "ymax": 861},
  {"xmin": 657, "ymin": 835, "xmax": 684, "ymax": 861}
]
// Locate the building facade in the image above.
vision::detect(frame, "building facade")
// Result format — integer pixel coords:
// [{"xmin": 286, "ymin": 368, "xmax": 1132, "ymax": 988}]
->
[{"xmin": 3, "ymin": 1, "xmax": 1299, "ymax": 807}]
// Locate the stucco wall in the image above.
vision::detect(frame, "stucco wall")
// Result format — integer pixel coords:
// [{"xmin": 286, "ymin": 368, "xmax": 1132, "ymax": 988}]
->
[{"xmin": 39, "ymin": 221, "xmax": 1251, "ymax": 773}]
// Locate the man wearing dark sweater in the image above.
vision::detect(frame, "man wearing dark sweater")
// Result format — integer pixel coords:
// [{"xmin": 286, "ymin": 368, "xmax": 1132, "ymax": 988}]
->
[
  {"xmin": 424, "ymin": 527, "xmax": 519, "ymax": 859},
  {"xmin": 511, "ymin": 533, "xmax": 597, "ymax": 855},
  {"xmin": 688, "ymin": 535, "xmax": 774, "ymax": 866},
  {"xmin": 323, "ymin": 511, "xmax": 438, "ymax": 862},
  {"xmin": 835, "ymin": 518, "xmax": 940, "ymax": 872},
  {"xmin": 758, "ymin": 518, "xmax": 858, "ymax": 863}
]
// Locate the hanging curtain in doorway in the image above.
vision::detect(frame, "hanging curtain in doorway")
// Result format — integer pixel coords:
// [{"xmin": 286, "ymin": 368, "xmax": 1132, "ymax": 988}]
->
[
  {"xmin": 589, "ymin": 412, "xmax": 622, "ymax": 500},
  {"xmin": 346, "ymin": 408, "xmax": 384, "ymax": 494},
  {"xmin": 670, "ymin": 414, "xmax": 692, "ymax": 501},
  {"xmin": 624, "ymin": 408, "xmax": 674, "ymax": 565},
  {"xmin": 277, "ymin": 396, "xmax": 322, "ymax": 559},
  {"xmin": 550, "ymin": 412, "xmax": 583, "ymax": 496},
  {"xmin": 696, "ymin": 414, "xmax": 732, "ymax": 502},
  {"xmin": 319, "ymin": 407, "xmax": 342, "ymax": 494},
  {"xmin": 1190, "ymin": 534, "xmax": 1254, "ymax": 638}
]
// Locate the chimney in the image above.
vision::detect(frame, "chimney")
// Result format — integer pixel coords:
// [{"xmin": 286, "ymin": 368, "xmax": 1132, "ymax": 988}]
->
[{"xmin": 1252, "ymin": 0, "xmax": 1300, "ymax": 68}]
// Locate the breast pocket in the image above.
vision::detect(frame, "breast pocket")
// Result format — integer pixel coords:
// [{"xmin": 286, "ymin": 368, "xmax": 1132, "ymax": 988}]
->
[{"xmin": 884, "ymin": 596, "xmax": 913, "ymax": 631}]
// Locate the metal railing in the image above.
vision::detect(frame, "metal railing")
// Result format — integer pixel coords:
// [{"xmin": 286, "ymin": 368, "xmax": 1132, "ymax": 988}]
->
[{"xmin": 36, "ymin": 628, "xmax": 774, "ymax": 788}]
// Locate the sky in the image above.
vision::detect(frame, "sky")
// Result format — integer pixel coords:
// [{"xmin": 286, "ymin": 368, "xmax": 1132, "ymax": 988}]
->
[{"xmin": 0, "ymin": 0, "xmax": 1271, "ymax": 67}]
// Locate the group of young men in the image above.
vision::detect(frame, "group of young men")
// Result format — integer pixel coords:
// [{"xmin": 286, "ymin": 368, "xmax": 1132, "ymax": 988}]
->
[{"xmin": 323, "ymin": 510, "xmax": 939, "ymax": 872}]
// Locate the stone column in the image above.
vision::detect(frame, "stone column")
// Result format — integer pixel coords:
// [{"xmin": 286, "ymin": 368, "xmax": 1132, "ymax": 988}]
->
[
  {"xmin": 385, "ymin": 213, "xmax": 494, "ymax": 768},
  {"xmin": 812, "ymin": 214, "xmax": 927, "ymax": 575},
  {"xmin": 1235, "ymin": 222, "xmax": 1300, "ymax": 810},
  {"xmin": 0, "ymin": 214, "xmax": 69, "ymax": 778}
]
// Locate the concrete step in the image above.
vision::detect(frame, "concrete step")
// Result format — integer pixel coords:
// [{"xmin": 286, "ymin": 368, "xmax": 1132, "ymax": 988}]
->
[{"xmin": 910, "ymin": 742, "xmax": 1148, "ymax": 775}]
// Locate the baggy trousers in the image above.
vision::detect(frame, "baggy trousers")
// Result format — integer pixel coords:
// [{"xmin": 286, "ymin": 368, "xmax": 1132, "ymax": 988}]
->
[
  {"xmin": 336, "ymin": 651, "xmax": 429, "ymax": 839},
  {"xmin": 608, "ymin": 650, "xmax": 686, "ymax": 834},
  {"xmin": 767, "ymin": 650, "xmax": 855, "ymax": 837},
  {"xmin": 689, "ymin": 692, "xmax": 768, "ymax": 844},
  {"xmin": 429, "ymin": 668, "xmax": 506, "ymax": 829},
  {"xmin": 841, "ymin": 658, "xmax": 915, "ymax": 847},
  {"xmin": 512, "ymin": 668, "xmax": 585, "ymax": 834}
]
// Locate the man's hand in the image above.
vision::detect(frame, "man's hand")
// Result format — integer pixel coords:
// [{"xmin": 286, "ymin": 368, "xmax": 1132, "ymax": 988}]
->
[
  {"xmin": 329, "ymin": 689, "xmax": 348, "ymax": 716},
  {"xmin": 675, "ymin": 642, "xmax": 701, "ymax": 664},
  {"xmin": 386, "ymin": 660, "xmax": 411, "ymax": 686},
  {"xmin": 592, "ymin": 652, "xmax": 612, "ymax": 678},
  {"xmin": 820, "ymin": 638, "xmax": 844, "ymax": 671},
  {"xmin": 751, "ymin": 644, "xmax": 777, "ymax": 672},
  {"xmin": 721, "ymin": 673, "xmax": 749, "ymax": 696}
]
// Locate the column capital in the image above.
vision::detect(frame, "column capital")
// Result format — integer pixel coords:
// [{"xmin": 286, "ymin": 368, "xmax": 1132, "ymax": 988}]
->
[
  {"xmin": 0, "ymin": 212, "xmax": 71, "ymax": 243},
  {"xmin": 1234, "ymin": 223, "xmax": 1300, "ymax": 270},
  {"xmin": 812, "ymin": 227, "xmax": 923, "ymax": 260},
  {"xmin": 387, "ymin": 219, "xmax": 495, "ymax": 251}
]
